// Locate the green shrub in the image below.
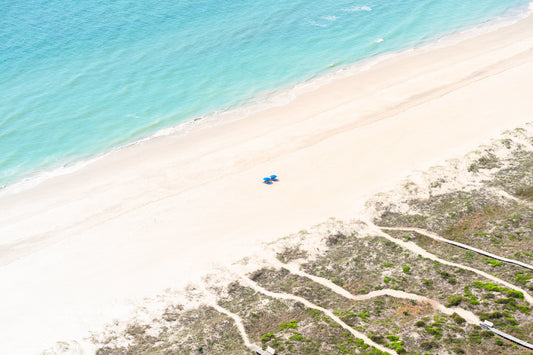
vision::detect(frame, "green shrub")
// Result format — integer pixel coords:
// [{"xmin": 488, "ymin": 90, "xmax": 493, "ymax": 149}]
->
[
  {"xmin": 438, "ymin": 270, "xmax": 457, "ymax": 284},
  {"xmin": 469, "ymin": 331, "xmax": 482, "ymax": 344},
  {"xmin": 495, "ymin": 297, "xmax": 516, "ymax": 305},
  {"xmin": 420, "ymin": 340, "xmax": 439, "ymax": 350},
  {"xmin": 517, "ymin": 305, "xmax": 530, "ymax": 314},
  {"xmin": 415, "ymin": 320, "xmax": 426, "ymax": 327},
  {"xmin": 261, "ymin": 333, "xmax": 275, "ymax": 343},
  {"xmin": 468, "ymin": 164, "xmax": 479, "ymax": 173},
  {"xmin": 473, "ymin": 281, "xmax": 505, "ymax": 292},
  {"xmin": 445, "ymin": 295, "xmax": 463, "ymax": 307},
  {"xmin": 396, "ymin": 346, "xmax": 407, "ymax": 354},
  {"xmin": 369, "ymin": 335, "xmax": 385, "ymax": 344},
  {"xmin": 425, "ymin": 327, "xmax": 443, "ymax": 339},
  {"xmin": 514, "ymin": 273, "xmax": 532, "ymax": 285},
  {"xmin": 469, "ymin": 295, "xmax": 480, "ymax": 305},
  {"xmin": 480, "ymin": 330, "xmax": 494, "ymax": 338},
  {"xmin": 279, "ymin": 320, "xmax": 298, "ymax": 331},
  {"xmin": 333, "ymin": 278, "xmax": 344, "ymax": 286},
  {"xmin": 358, "ymin": 312, "xmax": 369, "ymax": 321},
  {"xmin": 402, "ymin": 266, "xmax": 411, "ymax": 274},
  {"xmin": 506, "ymin": 290, "xmax": 524, "ymax": 299},
  {"xmin": 479, "ymin": 311, "xmax": 503, "ymax": 321},
  {"xmin": 463, "ymin": 286, "xmax": 472, "ymax": 296},
  {"xmin": 484, "ymin": 258, "xmax": 502, "ymax": 267},
  {"xmin": 452, "ymin": 347, "xmax": 466, "ymax": 354},
  {"xmin": 506, "ymin": 317, "xmax": 518, "ymax": 325},
  {"xmin": 452, "ymin": 312, "xmax": 466, "ymax": 324},
  {"xmin": 289, "ymin": 332, "xmax": 304, "ymax": 341}
]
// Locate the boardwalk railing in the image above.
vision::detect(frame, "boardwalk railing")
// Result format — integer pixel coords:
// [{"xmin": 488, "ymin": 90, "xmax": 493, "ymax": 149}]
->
[
  {"xmin": 380, "ymin": 227, "xmax": 533, "ymax": 271},
  {"xmin": 480, "ymin": 321, "xmax": 533, "ymax": 350}
]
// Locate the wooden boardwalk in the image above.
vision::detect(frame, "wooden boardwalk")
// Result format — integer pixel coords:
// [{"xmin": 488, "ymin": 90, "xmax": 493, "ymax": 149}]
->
[
  {"xmin": 381, "ymin": 227, "xmax": 533, "ymax": 271},
  {"xmin": 480, "ymin": 321, "xmax": 533, "ymax": 350}
]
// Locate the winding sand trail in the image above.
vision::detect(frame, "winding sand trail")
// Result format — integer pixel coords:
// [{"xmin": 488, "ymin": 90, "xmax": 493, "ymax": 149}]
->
[
  {"xmin": 380, "ymin": 226, "xmax": 533, "ymax": 271},
  {"xmin": 238, "ymin": 277, "xmax": 396, "ymax": 355},
  {"xmin": 371, "ymin": 225, "xmax": 533, "ymax": 304},
  {"xmin": 210, "ymin": 304, "xmax": 253, "ymax": 348},
  {"xmin": 215, "ymin": 253, "xmax": 478, "ymax": 354},
  {"xmin": 276, "ymin": 261, "xmax": 480, "ymax": 324}
]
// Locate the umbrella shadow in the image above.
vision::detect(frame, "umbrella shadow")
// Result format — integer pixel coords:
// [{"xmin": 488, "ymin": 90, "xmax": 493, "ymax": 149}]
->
[{"xmin": 262, "ymin": 175, "xmax": 279, "ymax": 184}]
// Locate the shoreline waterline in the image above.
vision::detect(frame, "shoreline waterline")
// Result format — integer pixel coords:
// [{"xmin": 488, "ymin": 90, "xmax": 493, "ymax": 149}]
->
[{"xmin": 1, "ymin": 2, "xmax": 532, "ymax": 196}]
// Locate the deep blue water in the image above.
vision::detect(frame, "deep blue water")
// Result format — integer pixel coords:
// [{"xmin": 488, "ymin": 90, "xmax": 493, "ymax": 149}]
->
[{"xmin": 0, "ymin": 0, "xmax": 531, "ymax": 187}]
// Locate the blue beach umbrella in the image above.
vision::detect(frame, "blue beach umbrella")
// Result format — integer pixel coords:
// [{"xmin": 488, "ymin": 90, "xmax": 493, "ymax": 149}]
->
[
  {"xmin": 270, "ymin": 175, "xmax": 277, "ymax": 180},
  {"xmin": 263, "ymin": 177, "xmax": 271, "ymax": 183}
]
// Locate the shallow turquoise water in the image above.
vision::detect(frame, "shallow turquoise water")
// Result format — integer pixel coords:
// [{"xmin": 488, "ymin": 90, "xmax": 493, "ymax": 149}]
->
[{"xmin": 0, "ymin": 0, "xmax": 531, "ymax": 187}]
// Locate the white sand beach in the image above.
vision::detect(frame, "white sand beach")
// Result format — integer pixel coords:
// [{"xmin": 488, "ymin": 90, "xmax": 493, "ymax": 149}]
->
[{"xmin": 1, "ymin": 14, "xmax": 533, "ymax": 353}]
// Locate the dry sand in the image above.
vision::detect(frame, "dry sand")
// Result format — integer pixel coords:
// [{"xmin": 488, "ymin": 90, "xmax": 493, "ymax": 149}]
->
[{"xmin": 1, "ymin": 13, "xmax": 533, "ymax": 354}]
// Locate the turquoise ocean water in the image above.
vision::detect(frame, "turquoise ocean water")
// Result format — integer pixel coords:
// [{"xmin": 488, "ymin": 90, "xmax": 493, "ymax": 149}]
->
[{"xmin": 1, "ymin": 0, "xmax": 531, "ymax": 189}]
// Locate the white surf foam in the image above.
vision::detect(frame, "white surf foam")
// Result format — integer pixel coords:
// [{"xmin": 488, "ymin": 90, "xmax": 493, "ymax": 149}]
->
[{"xmin": 342, "ymin": 6, "xmax": 372, "ymax": 12}]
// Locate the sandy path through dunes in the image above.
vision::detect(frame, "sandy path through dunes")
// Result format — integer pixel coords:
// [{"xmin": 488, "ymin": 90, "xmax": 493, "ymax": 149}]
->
[
  {"xmin": 1, "ymin": 15, "xmax": 533, "ymax": 354},
  {"xmin": 381, "ymin": 226, "xmax": 533, "ymax": 270},
  {"xmin": 278, "ymin": 261, "xmax": 480, "ymax": 324},
  {"xmin": 374, "ymin": 227, "xmax": 533, "ymax": 304},
  {"xmin": 211, "ymin": 304, "xmax": 253, "ymax": 348},
  {"xmin": 238, "ymin": 277, "xmax": 396, "ymax": 355}
]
